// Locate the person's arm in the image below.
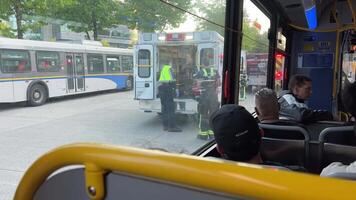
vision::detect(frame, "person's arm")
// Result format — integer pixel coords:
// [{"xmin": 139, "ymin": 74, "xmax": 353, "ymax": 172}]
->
[
  {"xmin": 279, "ymin": 95, "xmax": 333, "ymax": 123},
  {"xmin": 320, "ymin": 162, "xmax": 348, "ymax": 176}
]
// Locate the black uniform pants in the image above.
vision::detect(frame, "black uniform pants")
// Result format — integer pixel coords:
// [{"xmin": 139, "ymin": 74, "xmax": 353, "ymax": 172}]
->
[
  {"xmin": 198, "ymin": 87, "xmax": 219, "ymax": 132},
  {"xmin": 159, "ymin": 83, "xmax": 176, "ymax": 128}
]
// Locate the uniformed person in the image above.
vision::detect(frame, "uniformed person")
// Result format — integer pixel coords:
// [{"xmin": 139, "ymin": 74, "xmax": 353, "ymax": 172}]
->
[
  {"xmin": 158, "ymin": 64, "xmax": 182, "ymax": 132},
  {"xmin": 196, "ymin": 61, "xmax": 220, "ymax": 139}
]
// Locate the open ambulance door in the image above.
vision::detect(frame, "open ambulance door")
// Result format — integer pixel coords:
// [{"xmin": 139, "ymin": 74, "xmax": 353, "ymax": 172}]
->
[
  {"xmin": 197, "ymin": 43, "xmax": 218, "ymax": 69},
  {"xmin": 134, "ymin": 45, "xmax": 154, "ymax": 99}
]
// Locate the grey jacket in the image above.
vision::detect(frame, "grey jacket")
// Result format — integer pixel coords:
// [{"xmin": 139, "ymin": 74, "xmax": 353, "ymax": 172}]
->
[{"xmin": 278, "ymin": 90, "xmax": 333, "ymax": 123}]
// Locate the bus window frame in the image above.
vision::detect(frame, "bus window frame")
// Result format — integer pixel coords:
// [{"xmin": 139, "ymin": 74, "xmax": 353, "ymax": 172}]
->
[
  {"xmin": 121, "ymin": 55, "xmax": 133, "ymax": 73},
  {"xmin": 0, "ymin": 49, "xmax": 32, "ymax": 74},
  {"xmin": 35, "ymin": 51, "xmax": 61, "ymax": 73},
  {"xmin": 106, "ymin": 55, "xmax": 122, "ymax": 73},
  {"xmin": 87, "ymin": 54, "xmax": 105, "ymax": 74}
]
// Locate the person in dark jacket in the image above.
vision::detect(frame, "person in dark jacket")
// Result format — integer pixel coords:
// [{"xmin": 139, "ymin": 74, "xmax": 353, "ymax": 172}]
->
[
  {"xmin": 278, "ymin": 74, "xmax": 333, "ymax": 123},
  {"xmin": 209, "ymin": 104, "xmax": 306, "ymax": 172}
]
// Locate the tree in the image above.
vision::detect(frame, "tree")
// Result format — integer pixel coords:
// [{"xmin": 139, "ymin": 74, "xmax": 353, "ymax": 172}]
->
[
  {"xmin": 196, "ymin": 3, "xmax": 269, "ymax": 53},
  {"xmin": 242, "ymin": 18, "xmax": 269, "ymax": 53},
  {"xmin": 0, "ymin": 0, "xmax": 47, "ymax": 39},
  {"xmin": 195, "ymin": 1, "xmax": 225, "ymax": 36},
  {"xmin": 49, "ymin": 0, "xmax": 123, "ymax": 40},
  {"xmin": 122, "ymin": 0, "xmax": 192, "ymax": 32},
  {"xmin": 49, "ymin": 0, "xmax": 192, "ymax": 41},
  {"xmin": 0, "ymin": 20, "xmax": 15, "ymax": 38}
]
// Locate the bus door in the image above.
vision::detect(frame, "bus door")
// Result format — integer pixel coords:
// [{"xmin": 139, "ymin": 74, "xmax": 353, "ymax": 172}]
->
[
  {"xmin": 66, "ymin": 53, "xmax": 85, "ymax": 93},
  {"xmin": 134, "ymin": 45, "xmax": 154, "ymax": 99}
]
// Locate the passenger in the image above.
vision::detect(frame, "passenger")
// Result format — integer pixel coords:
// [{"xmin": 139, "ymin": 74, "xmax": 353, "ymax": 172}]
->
[
  {"xmin": 321, "ymin": 82, "xmax": 356, "ymax": 176},
  {"xmin": 255, "ymin": 88, "xmax": 300, "ymax": 125},
  {"xmin": 279, "ymin": 74, "xmax": 334, "ymax": 123},
  {"xmin": 210, "ymin": 104, "xmax": 306, "ymax": 171},
  {"xmin": 255, "ymin": 88, "xmax": 279, "ymax": 123}
]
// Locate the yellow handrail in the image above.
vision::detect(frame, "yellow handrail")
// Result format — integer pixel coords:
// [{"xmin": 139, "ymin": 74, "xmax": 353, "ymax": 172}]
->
[{"xmin": 14, "ymin": 143, "xmax": 356, "ymax": 200}]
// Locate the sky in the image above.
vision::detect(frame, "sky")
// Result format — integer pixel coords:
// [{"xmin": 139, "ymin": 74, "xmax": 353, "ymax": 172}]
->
[{"xmin": 167, "ymin": 0, "xmax": 270, "ymax": 33}]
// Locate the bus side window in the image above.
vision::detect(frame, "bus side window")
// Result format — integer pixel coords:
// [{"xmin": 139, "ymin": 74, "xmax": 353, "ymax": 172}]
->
[
  {"xmin": 36, "ymin": 51, "xmax": 60, "ymax": 72},
  {"xmin": 106, "ymin": 55, "xmax": 121, "ymax": 73},
  {"xmin": 138, "ymin": 50, "xmax": 150, "ymax": 78},
  {"xmin": 0, "ymin": 50, "xmax": 31, "ymax": 73},
  {"xmin": 122, "ymin": 55, "xmax": 133, "ymax": 73},
  {"xmin": 87, "ymin": 54, "xmax": 104, "ymax": 74}
]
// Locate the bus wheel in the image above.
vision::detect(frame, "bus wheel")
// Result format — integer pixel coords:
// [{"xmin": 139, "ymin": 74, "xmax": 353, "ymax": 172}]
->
[
  {"xmin": 28, "ymin": 84, "xmax": 47, "ymax": 106},
  {"xmin": 126, "ymin": 78, "xmax": 133, "ymax": 90}
]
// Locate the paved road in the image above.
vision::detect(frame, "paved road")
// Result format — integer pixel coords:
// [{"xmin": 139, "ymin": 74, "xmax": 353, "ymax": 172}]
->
[{"xmin": 0, "ymin": 90, "xmax": 209, "ymax": 200}]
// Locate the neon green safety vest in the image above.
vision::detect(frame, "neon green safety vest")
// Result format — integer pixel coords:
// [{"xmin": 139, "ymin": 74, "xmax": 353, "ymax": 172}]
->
[
  {"xmin": 202, "ymin": 68, "xmax": 216, "ymax": 77},
  {"xmin": 159, "ymin": 64, "xmax": 174, "ymax": 82}
]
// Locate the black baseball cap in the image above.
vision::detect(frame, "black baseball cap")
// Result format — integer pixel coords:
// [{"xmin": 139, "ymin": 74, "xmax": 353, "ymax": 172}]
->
[{"xmin": 209, "ymin": 104, "xmax": 261, "ymax": 161}]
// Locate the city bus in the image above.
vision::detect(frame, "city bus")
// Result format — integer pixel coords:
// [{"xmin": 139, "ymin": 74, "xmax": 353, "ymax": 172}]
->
[
  {"xmin": 134, "ymin": 31, "xmax": 224, "ymax": 114},
  {"xmin": 5, "ymin": 0, "xmax": 356, "ymax": 199},
  {"xmin": 0, "ymin": 38, "xmax": 133, "ymax": 106}
]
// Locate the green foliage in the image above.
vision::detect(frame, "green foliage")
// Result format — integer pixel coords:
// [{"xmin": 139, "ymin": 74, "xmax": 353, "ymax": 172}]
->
[
  {"xmin": 196, "ymin": 3, "xmax": 269, "ymax": 53},
  {"xmin": 0, "ymin": 0, "xmax": 47, "ymax": 39},
  {"xmin": 101, "ymin": 39, "xmax": 110, "ymax": 47},
  {"xmin": 123, "ymin": 0, "xmax": 192, "ymax": 32},
  {"xmin": 195, "ymin": 1, "xmax": 225, "ymax": 36},
  {"xmin": 0, "ymin": 21, "xmax": 15, "ymax": 38},
  {"xmin": 47, "ymin": 0, "xmax": 192, "ymax": 40},
  {"xmin": 242, "ymin": 18, "xmax": 269, "ymax": 53},
  {"xmin": 48, "ymin": 0, "xmax": 123, "ymax": 40}
]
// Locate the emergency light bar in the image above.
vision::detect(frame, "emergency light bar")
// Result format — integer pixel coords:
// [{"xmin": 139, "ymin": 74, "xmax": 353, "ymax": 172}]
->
[
  {"xmin": 166, "ymin": 33, "xmax": 185, "ymax": 41},
  {"xmin": 157, "ymin": 33, "xmax": 194, "ymax": 41}
]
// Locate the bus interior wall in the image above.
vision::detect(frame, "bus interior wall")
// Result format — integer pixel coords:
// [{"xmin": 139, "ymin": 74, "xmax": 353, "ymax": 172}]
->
[{"xmin": 290, "ymin": 31, "xmax": 336, "ymax": 112}]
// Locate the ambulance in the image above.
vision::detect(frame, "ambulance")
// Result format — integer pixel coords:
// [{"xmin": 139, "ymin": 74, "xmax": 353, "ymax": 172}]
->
[{"xmin": 134, "ymin": 31, "xmax": 224, "ymax": 114}]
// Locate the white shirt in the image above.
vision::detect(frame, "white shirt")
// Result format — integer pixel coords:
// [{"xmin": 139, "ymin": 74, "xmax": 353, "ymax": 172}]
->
[{"xmin": 320, "ymin": 161, "xmax": 356, "ymax": 176}]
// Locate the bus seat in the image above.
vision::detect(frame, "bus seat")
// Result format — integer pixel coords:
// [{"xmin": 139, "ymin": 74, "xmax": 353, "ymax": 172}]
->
[
  {"xmin": 318, "ymin": 126, "xmax": 356, "ymax": 170},
  {"xmin": 258, "ymin": 124, "xmax": 310, "ymax": 168},
  {"xmin": 325, "ymin": 172, "xmax": 356, "ymax": 181},
  {"xmin": 33, "ymin": 167, "xmax": 238, "ymax": 200},
  {"xmin": 14, "ymin": 143, "xmax": 356, "ymax": 200}
]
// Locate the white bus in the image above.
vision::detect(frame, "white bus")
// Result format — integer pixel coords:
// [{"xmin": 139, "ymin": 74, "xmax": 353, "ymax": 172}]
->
[
  {"xmin": 0, "ymin": 38, "xmax": 133, "ymax": 106},
  {"xmin": 134, "ymin": 31, "xmax": 224, "ymax": 114}
]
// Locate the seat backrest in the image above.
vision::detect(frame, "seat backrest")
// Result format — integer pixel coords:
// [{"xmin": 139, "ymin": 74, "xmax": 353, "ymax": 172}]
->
[
  {"xmin": 15, "ymin": 143, "xmax": 356, "ymax": 200},
  {"xmin": 258, "ymin": 123, "xmax": 310, "ymax": 167},
  {"xmin": 34, "ymin": 168, "xmax": 239, "ymax": 200},
  {"xmin": 318, "ymin": 126, "xmax": 356, "ymax": 170}
]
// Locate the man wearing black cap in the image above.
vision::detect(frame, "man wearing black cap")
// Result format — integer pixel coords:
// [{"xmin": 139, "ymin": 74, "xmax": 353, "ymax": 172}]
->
[
  {"xmin": 210, "ymin": 104, "xmax": 307, "ymax": 172},
  {"xmin": 210, "ymin": 104, "xmax": 263, "ymax": 164}
]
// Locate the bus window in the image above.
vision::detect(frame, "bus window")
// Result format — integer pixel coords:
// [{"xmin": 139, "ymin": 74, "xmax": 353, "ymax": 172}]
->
[
  {"xmin": 200, "ymin": 48, "xmax": 214, "ymax": 67},
  {"xmin": 106, "ymin": 56, "xmax": 121, "ymax": 73},
  {"xmin": 87, "ymin": 54, "xmax": 104, "ymax": 74},
  {"xmin": 138, "ymin": 49, "xmax": 150, "ymax": 78},
  {"xmin": 36, "ymin": 51, "xmax": 60, "ymax": 72},
  {"xmin": 0, "ymin": 50, "xmax": 31, "ymax": 73},
  {"xmin": 239, "ymin": 0, "xmax": 271, "ymax": 112},
  {"xmin": 122, "ymin": 55, "xmax": 133, "ymax": 73}
]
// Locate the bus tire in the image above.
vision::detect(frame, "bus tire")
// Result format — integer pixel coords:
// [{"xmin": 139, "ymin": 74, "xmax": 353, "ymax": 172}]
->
[
  {"xmin": 28, "ymin": 84, "xmax": 47, "ymax": 106},
  {"xmin": 125, "ymin": 78, "xmax": 133, "ymax": 90}
]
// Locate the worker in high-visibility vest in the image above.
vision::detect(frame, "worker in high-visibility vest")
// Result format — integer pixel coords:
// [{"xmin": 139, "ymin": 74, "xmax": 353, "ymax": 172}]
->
[
  {"xmin": 196, "ymin": 65, "xmax": 220, "ymax": 140},
  {"xmin": 158, "ymin": 64, "xmax": 182, "ymax": 132}
]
